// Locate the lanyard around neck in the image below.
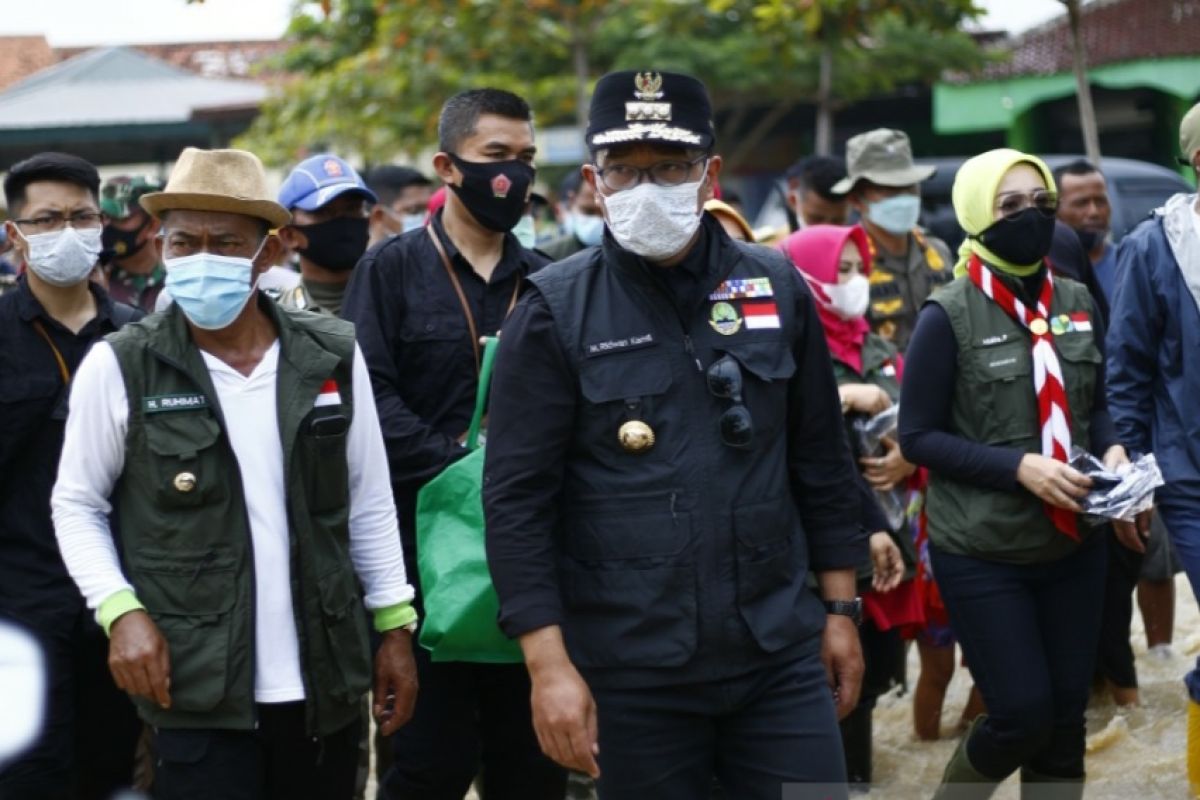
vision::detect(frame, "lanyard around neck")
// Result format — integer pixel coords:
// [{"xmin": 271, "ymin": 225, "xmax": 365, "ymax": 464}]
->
[
  {"xmin": 426, "ymin": 226, "xmax": 520, "ymax": 375},
  {"xmin": 31, "ymin": 319, "xmax": 71, "ymax": 386}
]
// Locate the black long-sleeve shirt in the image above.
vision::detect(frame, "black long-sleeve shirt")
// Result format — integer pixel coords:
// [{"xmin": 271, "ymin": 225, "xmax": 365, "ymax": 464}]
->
[
  {"xmin": 899, "ymin": 296, "xmax": 1118, "ymax": 489},
  {"xmin": 340, "ymin": 212, "xmax": 547, "ymax": 572}
]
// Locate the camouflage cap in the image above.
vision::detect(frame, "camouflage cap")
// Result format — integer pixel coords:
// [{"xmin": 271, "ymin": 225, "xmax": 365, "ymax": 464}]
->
[{"xmin": 100, "ymin": 175, "xmax": 163, "ymax": 220}]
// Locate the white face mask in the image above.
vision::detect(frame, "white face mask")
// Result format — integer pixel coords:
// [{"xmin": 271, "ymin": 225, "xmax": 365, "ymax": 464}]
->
[
  {"xmin": 568, "ymin": 212, "xmax": 605, "ymax": 247},
  {"xmin": 22, "ymin": 226, "xmax": 102, "ymax": 287},
  {"xmin": 602, "ymin": 178, "xmax": 704, "ymax": 261},
  {"xmin": 512, "ymin": 214, "xmax": 537, "ymax": 249},
  {"xmin": 823, "ymin": 274, "xmax": 871, "ymax": 320}
]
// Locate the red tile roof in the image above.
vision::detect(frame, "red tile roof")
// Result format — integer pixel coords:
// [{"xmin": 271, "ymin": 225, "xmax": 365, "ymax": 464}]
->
[
  {"xmin": 982, "ymin": 0, "xmax": 1200, "ymax": 79},
  {"xmin": 54, "ymin": 40, "xmax": 289, "ymax": 81}
]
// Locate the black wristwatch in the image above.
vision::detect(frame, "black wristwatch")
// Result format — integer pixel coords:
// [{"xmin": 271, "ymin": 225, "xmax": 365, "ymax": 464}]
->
[{"xmin": 823, "ymin": 598, "xmax": 863, "ymax": 626}]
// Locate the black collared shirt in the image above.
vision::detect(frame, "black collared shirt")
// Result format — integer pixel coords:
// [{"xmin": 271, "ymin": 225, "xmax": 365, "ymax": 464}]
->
[
  {"xmin": 0, "ymin": 277, "xmax": 140, "ymax": 623},
  {"xmin": 341, "ymin": 211, "xmax": 548, "ymax": 573}
]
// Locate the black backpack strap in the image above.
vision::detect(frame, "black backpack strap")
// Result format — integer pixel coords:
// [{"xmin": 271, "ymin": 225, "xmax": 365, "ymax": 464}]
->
[{"xmin": 110, "ymin": 301, "xmax": 142, "ymax": 329}]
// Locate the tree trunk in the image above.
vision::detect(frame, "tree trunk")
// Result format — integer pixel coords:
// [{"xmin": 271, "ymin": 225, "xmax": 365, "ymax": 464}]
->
[
  {"xmin": 723, "ymin": 99, "xmax": 799, "ymax": 172},
  {"xmin": 572, "ymin": 30, "xmax": 589, "ymax": 133},
  {"xmin": 1064, "ymin": 0, "xmax": 1101, "ymax": 165},
  {"xmin": 814, "ymin": 35, "xmax": 835, "ymax": 156}
]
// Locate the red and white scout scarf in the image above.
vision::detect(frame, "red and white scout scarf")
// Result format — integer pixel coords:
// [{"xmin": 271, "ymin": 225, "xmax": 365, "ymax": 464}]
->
[{"xmin": 967, "ymin": 254, "xmax": 1079, "ymax": 540}]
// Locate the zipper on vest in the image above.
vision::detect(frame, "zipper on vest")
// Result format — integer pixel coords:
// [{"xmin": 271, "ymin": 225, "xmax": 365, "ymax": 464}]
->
[{"xmin": 683, "ymin": 334, "xmax": 703, "ymax": 373}]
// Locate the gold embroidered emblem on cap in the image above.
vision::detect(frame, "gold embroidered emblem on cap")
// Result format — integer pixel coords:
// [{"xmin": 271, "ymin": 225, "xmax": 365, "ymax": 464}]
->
[
  {"xmin": 173, "ymin": 472, "xmax": 197, "ymax": 493},
  {"xmin": 627, "ymin": 71, "xmax": 671, "ymax": 122},
  {"xmin": 618, "ymin": 420, "xmax": 656, "ymax": 453}
]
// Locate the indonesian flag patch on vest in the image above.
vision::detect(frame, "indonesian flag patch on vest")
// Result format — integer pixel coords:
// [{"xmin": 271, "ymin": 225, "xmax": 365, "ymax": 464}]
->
[
  {"xmin": 315, "ymin": 378, "xmax": 342, "ymax": 407},
  {"xmin": 742, "ymin": 300, "xmax": 780, "ymax": 330}
]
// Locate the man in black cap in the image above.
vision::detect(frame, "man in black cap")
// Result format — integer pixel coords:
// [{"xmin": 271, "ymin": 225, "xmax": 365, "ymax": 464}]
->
[{"xmin": 484, "ymin": 69, "xmax": 865, "ymax": 798}]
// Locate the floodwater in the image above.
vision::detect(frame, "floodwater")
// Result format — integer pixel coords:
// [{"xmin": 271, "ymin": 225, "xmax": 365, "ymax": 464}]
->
[{"xmin": 867, "ymin": 572, "xmax": 1197, "ymax": 798}]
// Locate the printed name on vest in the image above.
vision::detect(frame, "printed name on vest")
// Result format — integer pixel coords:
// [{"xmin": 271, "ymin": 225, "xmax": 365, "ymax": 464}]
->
[
  {"xmin": 585, "ymin": 333, "xmax": 656, "ymax": 357},
  {"xmin": 143, "ymin": 393, "xmax": 209, "ymax": 414}
]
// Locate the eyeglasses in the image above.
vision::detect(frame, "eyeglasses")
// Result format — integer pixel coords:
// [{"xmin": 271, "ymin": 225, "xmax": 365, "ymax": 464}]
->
[
  {"xmin": 593, "ymin": 156, "xmax": 707, "ymax": 192},
  {"xmin": 995, "ymin": 190, "xmax": 1058, "ymax": 220},
  {"xmin": 14, "ymin": 210, "xmax": 104, "ymax": 233},
  {"xmin": 707, "ymin": 355, "xmax": 754, "ymax": 449}
]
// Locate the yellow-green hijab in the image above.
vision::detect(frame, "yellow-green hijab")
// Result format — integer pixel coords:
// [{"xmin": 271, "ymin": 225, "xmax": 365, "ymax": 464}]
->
[{"xmin": 951, "ymin": 148, "xmax": 1057, "ymax": 278}]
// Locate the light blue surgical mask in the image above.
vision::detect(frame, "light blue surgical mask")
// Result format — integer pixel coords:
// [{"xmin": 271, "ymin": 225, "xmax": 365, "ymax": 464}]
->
[
  {"xmin": 866, "ymin": 194, "xmax": 921, "ymax": 236},
  {"xmin": 400, "ymin": 213, "xmax": 426, "ymax": 233},
  {"xmin": 570, "ymin": 212, "xmax": 605, "ymax": 247},
  {"xmin": 512, "ymin": 214, "xmax": 537, "ymax": 249},
  {"xmin": 164, "ymin": 239, "xmax": 265, "ymax": 330}
]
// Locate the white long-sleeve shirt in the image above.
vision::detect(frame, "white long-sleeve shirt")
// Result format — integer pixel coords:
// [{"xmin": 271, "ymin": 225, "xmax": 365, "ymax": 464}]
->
[{"xmin": 52, "ymin": 339, "xmax": 413, "ymax": 703}]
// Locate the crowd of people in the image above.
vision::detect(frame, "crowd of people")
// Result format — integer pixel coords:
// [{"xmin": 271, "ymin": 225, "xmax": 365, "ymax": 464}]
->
[{"xmin": 1, "ymin": 65, "xmax": 1199, "ymax": 800}]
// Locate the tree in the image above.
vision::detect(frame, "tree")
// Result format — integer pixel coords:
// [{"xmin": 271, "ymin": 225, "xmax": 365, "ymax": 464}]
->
[
  {"xmin": 1061, "ymin": 0, "xmax": 1102, "ymax": 164},
  {"xmin": 237, "ymin": 0, "xmax": 988, "ymax": 168}
]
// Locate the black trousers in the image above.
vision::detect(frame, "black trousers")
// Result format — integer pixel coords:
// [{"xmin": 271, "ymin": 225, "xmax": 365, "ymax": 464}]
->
[
  {"xmin": 1096, "ymin": 525, "xmax": 1143, "ymax": 689},
  {"xmin": 152, "ymin": 702, "xmax": 360, "ymax": 800},
  {"xmin": 379, "ymin": 644, "xmax": 566, "ymax": 800},
  {"xmin": 590, "ymin": 646, "xmax": 848, "ymax": 800},
  {"xmin": 931, "ymin": 534, "xmax": 1106, "ymax": 780},
  {"xmin": 0, "ymin": 608, "xmax": 140, "ymax": 800}
]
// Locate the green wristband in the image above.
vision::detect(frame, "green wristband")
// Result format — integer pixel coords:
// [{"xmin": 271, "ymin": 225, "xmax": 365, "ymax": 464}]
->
[
  {"xmin": 98, "ymin": 589, "xmax": 146, "ymax": 637},
  {"xmin": 373, "ymin": 602, "xmax": 418, "ymax": 633}
]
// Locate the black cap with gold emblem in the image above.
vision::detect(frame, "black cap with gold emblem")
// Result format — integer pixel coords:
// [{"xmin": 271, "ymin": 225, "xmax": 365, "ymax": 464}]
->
[{"xmin": 586, "ymin": 70, "xmax": 715, "ymax": 152}]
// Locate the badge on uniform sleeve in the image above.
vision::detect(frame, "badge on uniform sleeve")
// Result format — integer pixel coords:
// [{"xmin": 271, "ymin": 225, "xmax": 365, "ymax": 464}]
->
[
  {"xmin": 315, "ymin": 379, "xmax": 342, "ymax": 407},
  {"xmin": 709, "ymin": 302, "xmax": 742, "ymax": 335},
  {"xmin": 742, "ymin": 300, "xmax": 780, "ymax": 330}
]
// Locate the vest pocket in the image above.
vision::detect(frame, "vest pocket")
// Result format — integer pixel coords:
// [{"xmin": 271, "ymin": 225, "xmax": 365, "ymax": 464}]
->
[
  {"xmin": 560, "ymin": 490, "xmax": 696, "ymax": 668},
  {"xmin": 966, "ymin": 341, "xmax": 1035, "ymax": 444},
  {"xmin": 131, "ymin": 549, "xmax": 236, "ymax": 713},
  {"xmin": 733, "ymin": 497, "xmax": 809, "ymax": 652},
  {"xmin": 579, "ymin": 352, "xmax": 672, "ymax": 460},
  {"xmin": 717, "ymin": 343, "xmax": 797, "ymax": 442},
  {"xmin": 1054, "ymin": 333, "xmax": 1101, "ymax": 425},
  {"xmin": 316, "ymin": 568, "xmax": 372, "ymax": 704},
  {"xmin": 143, "ymin": 414, "xmax": 225, "ymax": 508},
  {"xmin": 299, "ymin": 410, "xmax": 351, "ymax": 514}
]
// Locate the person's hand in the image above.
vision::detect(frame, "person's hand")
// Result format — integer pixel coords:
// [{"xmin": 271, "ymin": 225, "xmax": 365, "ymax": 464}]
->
[
  {"xmin": 1100, "ymin": 445, "xmax": 1150, "ymax": 553},
  {"xmin": 839, "ymin": 384, "xmax": 892, "ymax": 417},
  {"xmin": 108, "ymin": 610, "xmax": 171, "ymax": 709},
  {"xmin": 861, "ymin": 436, "xmax": 917, "ymax": 491},
  {"xmin": 529, "ymin": 659, "xmax": 600, "ymax": 778},
  {"xmin": 1016, "ymin": 454, "xmax": 1091, "ymax": 512},
  {"xmin": 868, "ymin": 532, "xmax": 904, "ymax": 593},
  {"xmin": 374, "ymin": 628, "xmax": 419, "ymax": 736},
  {"xmin": 821, "ymin": 614, "xmax": 864, "ymax": 720}
]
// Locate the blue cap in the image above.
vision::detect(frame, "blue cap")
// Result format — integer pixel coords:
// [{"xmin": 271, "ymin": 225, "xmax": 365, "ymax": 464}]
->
[{"xmin": 278, "ymin": 154, "xmax": 377, "ymax": 212}]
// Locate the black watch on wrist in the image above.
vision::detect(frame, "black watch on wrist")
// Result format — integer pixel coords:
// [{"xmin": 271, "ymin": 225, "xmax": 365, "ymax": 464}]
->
[{"xmin": 823, "ymin": 598, "xmax": 863, "ymax": 626}]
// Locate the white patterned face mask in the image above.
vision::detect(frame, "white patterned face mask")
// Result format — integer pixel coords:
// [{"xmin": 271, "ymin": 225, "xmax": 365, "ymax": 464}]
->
[
  {"xmin": 23, "ymin": 227, "xmax": 102, "ymax": 286},
  {"xmin": 602, "ymin": 178, "xmax": 704, "ymax": 261}
]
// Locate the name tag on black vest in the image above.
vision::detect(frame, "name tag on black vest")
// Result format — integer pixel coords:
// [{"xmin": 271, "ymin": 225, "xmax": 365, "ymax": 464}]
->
[
  {"xmin": 144, "ymin": 393, "xmax": 209, "ymax": 414},
  {"xmin": 585, "ymin": 333, "xmax": 655, "ymax": 358}
]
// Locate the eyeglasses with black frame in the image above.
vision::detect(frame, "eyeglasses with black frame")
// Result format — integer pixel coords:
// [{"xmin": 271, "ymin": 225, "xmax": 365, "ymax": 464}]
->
[
  {"xmin": 593, "ymin": 155, "xmax": 708, "ymax": 193},
  {"xmin": 994, "ymin": 189, "xmax": 1058, "ymax": 221},
  {"xmin": 707, "ymin": 354, "xmax": 754, "ymax": 449},
  {"xmin": 13, "ymin": 210, "xmax": 105, "ymax": 233}
]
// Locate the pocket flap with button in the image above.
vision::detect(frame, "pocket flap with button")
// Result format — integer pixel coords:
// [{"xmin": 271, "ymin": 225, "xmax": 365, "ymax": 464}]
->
[
  {"xmin": 973, "ymin": 341, "xmax": 1030, "ymax": 381},
  {"xmin": 565, "ymin": 490, "xmax": 690, "ymax": 562},
  {"xmin": 580, "ymin": 352, "xmax": 671, "ymax": 404},
  {"xmin": 131, "ymin": 549, "xmax": 237, "ymax": 620},
  {"xmin": 720, "ymin": 343, "xmax": 797, "ymax": 382},
  {"xmin": 145, "ymin": 413, "xmax": 222, "ymax": 458}
]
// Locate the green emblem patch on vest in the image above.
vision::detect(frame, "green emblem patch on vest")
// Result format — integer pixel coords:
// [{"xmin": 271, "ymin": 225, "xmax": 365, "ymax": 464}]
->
[
  {"xmin": 144, "ymin": 393, "xmax": 209, "ymax": 414},
  {"xmin": 709, "ymin": 301, "xmax": 742, "ymax": 335}
]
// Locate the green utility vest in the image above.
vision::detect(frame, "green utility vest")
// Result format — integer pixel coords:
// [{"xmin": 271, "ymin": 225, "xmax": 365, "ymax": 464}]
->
[
  {"xmin": 925, "ymin": 275, "xmax": 1101, "ymax": 564},
  {"xmin": 105, "ymin": 299, "xmax": 369, "ymax": 736},
  {"xmin": 833, "ymin": 332, "xmax": 916, "ymax": 585}
]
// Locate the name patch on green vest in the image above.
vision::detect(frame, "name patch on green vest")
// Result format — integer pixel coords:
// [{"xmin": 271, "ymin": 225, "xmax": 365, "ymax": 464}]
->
[{"xmin": 144, "ymin": 393, "xmax": 209, "ymax": 414}]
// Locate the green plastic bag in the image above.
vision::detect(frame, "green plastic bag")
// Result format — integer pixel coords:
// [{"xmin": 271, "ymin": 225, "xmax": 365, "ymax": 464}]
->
[{"xmin": 416, "ymin": 337, "xmax": 522, "ymax": 663}]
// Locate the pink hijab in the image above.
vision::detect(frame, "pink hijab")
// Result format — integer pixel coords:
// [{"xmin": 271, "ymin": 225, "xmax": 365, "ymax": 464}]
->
[{"xmin": 779, "ymin": 225, "xmax": 873, "ymax": 374}]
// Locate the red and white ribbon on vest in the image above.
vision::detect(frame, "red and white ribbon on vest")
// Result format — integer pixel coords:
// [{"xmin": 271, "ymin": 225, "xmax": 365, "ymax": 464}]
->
[{"xmin": 967, "ymin": 254, "xmax": 1079, "ymax": 540}]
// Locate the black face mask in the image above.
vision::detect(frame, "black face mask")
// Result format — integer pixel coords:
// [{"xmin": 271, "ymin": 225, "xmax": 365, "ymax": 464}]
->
[
  {"xmin": 447, "ymin": 154, "xmax": 534, "ymax": 233},
  {"xmin": 976, "ymin": 207, "xmax": 1057, "ymax": 267},
  {"xmin": 292, "ymin": 216, "xmax": 369, "ymax": 272},
  {"xmin": 1073, "ymin": 226, "xmax": 1103, "ymax": 253},
  {"xmin": 102, "ymin": 219, "xmax": 150, "ymax": 260}
]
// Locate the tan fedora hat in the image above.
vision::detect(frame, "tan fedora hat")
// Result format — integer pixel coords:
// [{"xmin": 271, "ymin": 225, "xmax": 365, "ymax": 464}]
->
[
  {"xmin": 140, "ymin": 147, "xmax": 290, "ymax": 229},
  {"xmin": 831, "ymin": 128, "xmax": 936, "ymax": 195}
]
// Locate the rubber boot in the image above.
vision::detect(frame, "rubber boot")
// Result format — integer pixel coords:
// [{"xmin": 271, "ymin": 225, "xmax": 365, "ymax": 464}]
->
[
  {"xmin": 1018, "ymin": 767, "xmax": 1084, "ymax": 800},
  {"xmin": 1188, "ymin": 700, "xmax": 1200, "ymax": 798},
  {"xmin": 840, "ymin": 703, "xmax": 873, "ymax": 793},
  {"xmin": 932, "ymin": 717, "xmax": 1001, "ymax": 800}
]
